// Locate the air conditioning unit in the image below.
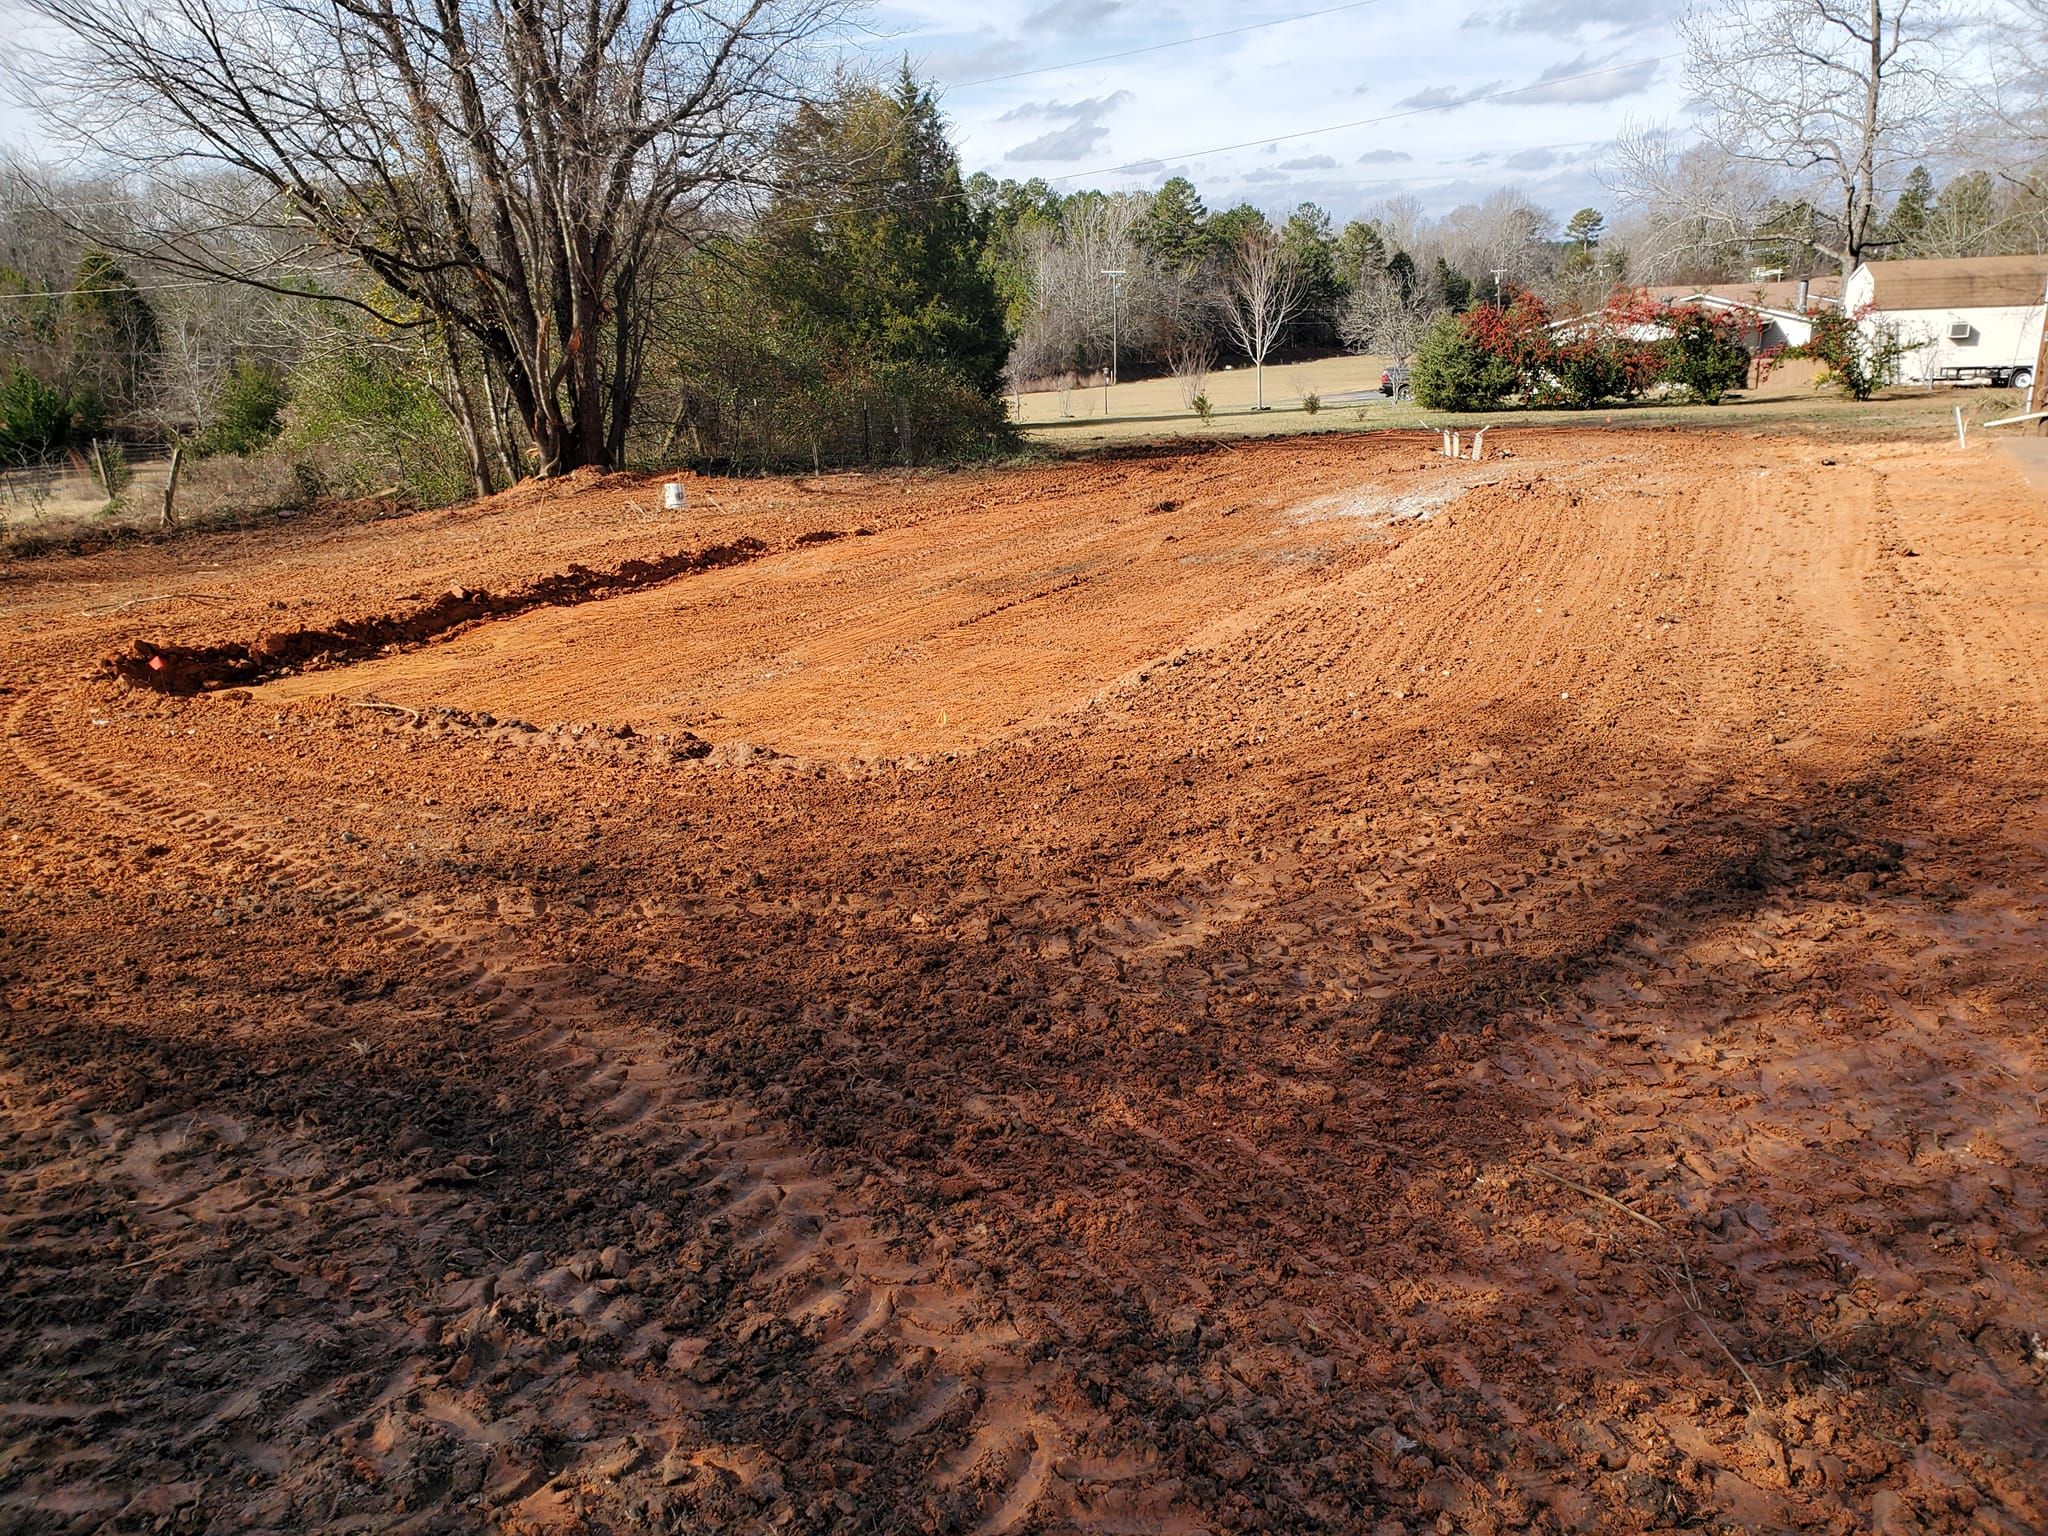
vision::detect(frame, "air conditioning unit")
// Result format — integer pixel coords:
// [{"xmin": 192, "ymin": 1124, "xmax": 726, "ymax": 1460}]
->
[{"xmin": 1948, "ymin": 320, "xmax": 1973, "ymax": 342}]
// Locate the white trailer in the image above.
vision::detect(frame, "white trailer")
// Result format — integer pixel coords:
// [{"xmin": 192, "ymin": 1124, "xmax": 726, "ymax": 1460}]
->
[{"xmin": 1845, "ymin": 255, "xmax": 2048, "ymax": 391}]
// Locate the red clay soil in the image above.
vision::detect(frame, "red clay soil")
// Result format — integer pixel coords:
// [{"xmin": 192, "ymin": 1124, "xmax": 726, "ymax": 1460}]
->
[{"xmin": 3, "ymin": 429, "xmax": 2045, "ymax": 1535}]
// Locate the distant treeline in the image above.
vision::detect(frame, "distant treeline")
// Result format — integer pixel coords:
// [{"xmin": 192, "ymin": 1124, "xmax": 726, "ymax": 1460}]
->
[{"xmin": 2, "ymin": 55, "xmax": 2040, "ymax": 515}]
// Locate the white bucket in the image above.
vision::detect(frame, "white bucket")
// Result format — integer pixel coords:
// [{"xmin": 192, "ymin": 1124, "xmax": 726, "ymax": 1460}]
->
[{"xmin": 663, "ymin": 481, "xmax": 689, "ymax": 511}]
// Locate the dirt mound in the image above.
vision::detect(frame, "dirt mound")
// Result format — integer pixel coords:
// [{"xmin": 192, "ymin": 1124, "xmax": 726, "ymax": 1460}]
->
[{"xmin": 107, "ymin": 536, "xmax": 771, "ymax": 694}]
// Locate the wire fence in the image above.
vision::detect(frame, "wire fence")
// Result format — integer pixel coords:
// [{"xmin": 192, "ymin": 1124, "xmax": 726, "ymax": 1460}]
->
[{"xmin": 0, "ymin": 447, "xmax": 172, "ymax": 526}]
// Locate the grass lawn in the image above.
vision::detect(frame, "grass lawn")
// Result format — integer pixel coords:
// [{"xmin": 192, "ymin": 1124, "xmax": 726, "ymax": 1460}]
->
[{"xmin": 1015, "ymin": 358, "xmax": 2033, "ymax": 452}]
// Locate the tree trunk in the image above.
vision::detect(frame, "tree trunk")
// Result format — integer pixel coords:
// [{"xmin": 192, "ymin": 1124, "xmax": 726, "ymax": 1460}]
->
[
  {"xmin": 436, "ymin": 337, "xmax": 496, "ymax": 500},
  {"xmin": 658, "ymin": 392, "xmax": 691, "ymax": 464},
  {"xmin": 1850, "ymin": 0, "xmax": 1883, "ymax": 274},
  {"xmin": 479, "ymin": 366, "xmax": 521, "ymax": 487}
]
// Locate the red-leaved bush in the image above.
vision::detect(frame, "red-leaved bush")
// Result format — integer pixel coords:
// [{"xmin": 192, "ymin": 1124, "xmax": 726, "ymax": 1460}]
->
[{"xmin": 1412, "ymin": 287, "xmax": 1759, "ymax": 411}]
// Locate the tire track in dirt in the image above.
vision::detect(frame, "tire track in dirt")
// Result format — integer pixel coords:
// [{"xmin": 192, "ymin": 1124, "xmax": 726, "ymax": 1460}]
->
[
  {"xmin": 638, "ymin": 442, "xmax": 2028, "ymax": 1530},
  {"xmin": 4, "ymin": 695, "xmax": 1195, "ymax": 1535},
  {"xmin": 12, "ymin": 428, "xmax": 2048, "ymax": 1535}
]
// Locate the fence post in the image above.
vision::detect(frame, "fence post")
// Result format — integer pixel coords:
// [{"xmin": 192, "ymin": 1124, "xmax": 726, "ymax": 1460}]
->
[{"xmin": 160, "ymin": 441, "xmax": 185, "ymax": 531}]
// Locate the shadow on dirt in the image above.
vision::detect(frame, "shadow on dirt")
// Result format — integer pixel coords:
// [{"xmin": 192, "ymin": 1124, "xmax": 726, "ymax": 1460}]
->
[{"xmin": 642, "ymin": 739, "xmax": 2027, "ymax": 1529}]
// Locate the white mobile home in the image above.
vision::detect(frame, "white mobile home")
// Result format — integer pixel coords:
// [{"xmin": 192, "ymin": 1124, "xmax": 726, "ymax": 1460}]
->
[
  {"xmin": 1653, "ymin": 279, "xmax": 1841, "ymax": 350},
  {"xmin": 1675, "ymin": 294, "xmax": 1818, "ymax": 351},
  {"xmin": 1846, "ymin": 255, "xmax": 2048, "ymax": 389}
]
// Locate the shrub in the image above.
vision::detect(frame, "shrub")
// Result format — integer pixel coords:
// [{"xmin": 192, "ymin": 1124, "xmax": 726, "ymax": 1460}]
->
[
  {"xmin": 1545, "ymin": 337, "xmax": 1635, "ymax": 409},
  {"xmin": 1412, "ymin": 313, "xmax": 1520, "ymax": 411},
  {"xmin": 195, "ymin": 359, "xmax": 289, "ymax": 457},
  {"xmin": 1464, "ymin": 292, "xmax": 1557, "ymax": 391},
  {"xmin": 1301, "ymin": 391, "xmax": 1321, "ymax": 415},
  {"xmin": 1191, "ymin": 392, "xmax": 1213, "ymax": 424},
  {"xmin": 0, "ymin": 367, "xmax": 74, "ymax": 466},
  {"xmin": 1662, "ymin": 305, "xmax": 1752, "ymax": 404},
  {"xmin": 1794, "ymin": 307, "xmax": 1905, "ymax": 401},
  {"xmin": 285, "ymin": 345, "xmax": 472, "ymax": 507},
  {"xmin": 176, "ymin": 449, "xmax": 323, "ymax": 520},
  {"xmin": 88, "ymin": 438, "xmax": 133, "ymax": 507}
]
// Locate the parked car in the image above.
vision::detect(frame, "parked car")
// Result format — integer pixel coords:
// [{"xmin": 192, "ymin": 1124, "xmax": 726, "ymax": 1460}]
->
[{"xmin": 1380, "ymin": 364, "xmax": 1413, "ymax": 401}]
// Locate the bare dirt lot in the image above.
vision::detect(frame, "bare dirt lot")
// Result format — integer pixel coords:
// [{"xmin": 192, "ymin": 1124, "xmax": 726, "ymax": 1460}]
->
[{"xmin": 4, "ymin": 427, "xmax": 2046, "ymax": 1535}]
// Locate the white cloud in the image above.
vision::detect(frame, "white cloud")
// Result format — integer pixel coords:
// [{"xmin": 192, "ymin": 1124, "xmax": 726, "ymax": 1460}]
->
[
  {"xmin": 1509, "ymin": 53, "xmax": 1661, "ymax": 103},
  {"xmin": 1394, "ymin": 81, "xmax": 1507, "ymax": 110},
  {"xmin": 1464, "ymin": 0, "xmax": 1680, "ymax": 38},
  {"xmin": 1001, "ymin": 90, "xmax": 1134, "ymax": 161}
]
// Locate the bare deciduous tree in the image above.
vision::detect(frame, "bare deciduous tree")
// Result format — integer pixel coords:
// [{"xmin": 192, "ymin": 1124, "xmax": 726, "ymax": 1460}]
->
[
  {"xmin": 1005, "ymin": 192, "xmax": 1161, "ymax": 387},
  {"xmin": 1219, "ymin": 229, "xmax": 1302, "ymax": 411},
  {"xmin": 12, "ymin": 0, "xmax": 847, "ymax": 475},
  {"xmin": 1677, "ymin": 0, "xmax": 1956, "ymax": 274},
  {"xmin": 1605, "ymin": 122, "xmax": 1785, "ymax": 279},
  {"xmin": 1168, "ymin": 328, "xmax": 1213, "ymax": 408},
  {"xmin": 1438, "ymin": 188, "xmax": 1555, "ymax": 298},
  {"xmin": 1338, "ymin": 268, "xmax": 1437, "ymax": 362},
  {"xmin": 1972, "ymin": 0, "xmax": 2048, "ymax": 154}
]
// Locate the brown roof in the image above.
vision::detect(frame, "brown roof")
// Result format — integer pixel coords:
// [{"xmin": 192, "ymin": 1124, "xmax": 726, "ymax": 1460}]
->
[
  {"xmin": 1860, "ymin": 255, "xmax": 2048, "ymax": 310},
  {"xmin": 1645, "ymin": 277, "xmax": 1841, "ymax": 311}
]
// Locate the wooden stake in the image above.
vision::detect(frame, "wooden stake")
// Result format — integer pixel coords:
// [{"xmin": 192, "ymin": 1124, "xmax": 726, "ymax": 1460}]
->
[{"xmin": 160, "ymin": 442, "xmax": 185, "ymax": 531}]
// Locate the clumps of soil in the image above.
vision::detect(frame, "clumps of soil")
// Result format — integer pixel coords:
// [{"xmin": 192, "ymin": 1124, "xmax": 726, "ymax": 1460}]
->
[
  {"xmin": 107, "ymin": 536, "xmax": 769, "ymax": 694},
  {"xmin": 327, "ymin": 699, "xmax": 718, "ymax": 762}
]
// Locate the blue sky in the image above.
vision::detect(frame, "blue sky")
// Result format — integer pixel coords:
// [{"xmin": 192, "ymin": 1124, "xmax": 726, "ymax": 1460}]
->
[
  {"xmin": 0, "ymin": 0, "xmax": 1691, "ymax": 226},
  {"xmin": 860, "ymin": 0, "xmax": 1690, "ymax": 222}
]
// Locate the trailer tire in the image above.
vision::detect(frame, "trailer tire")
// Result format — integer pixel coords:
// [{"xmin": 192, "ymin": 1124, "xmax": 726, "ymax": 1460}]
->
[{"xmin": 2015, "ymin": 367, "xmax": 2034, "ymax": 392}]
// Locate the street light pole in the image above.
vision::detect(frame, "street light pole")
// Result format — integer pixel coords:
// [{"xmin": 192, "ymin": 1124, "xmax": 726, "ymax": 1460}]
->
[{"xmin": 1102, "ymin": 267, "xmax": 1126, "ymax": 415}]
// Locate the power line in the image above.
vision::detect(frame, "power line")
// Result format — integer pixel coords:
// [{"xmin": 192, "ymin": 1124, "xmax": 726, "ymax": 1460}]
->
[{"xmin": 949, "ymin": 0, "xmax": 1393, "ymax": 90}]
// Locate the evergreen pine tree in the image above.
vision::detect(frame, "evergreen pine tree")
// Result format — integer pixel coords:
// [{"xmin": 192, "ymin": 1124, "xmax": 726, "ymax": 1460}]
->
[
  {"xmin": 1137, "ymin": 177, "xmax": 1211, "ymax": 272},
  {"xmin": 1883, "ymin": 166, "xmax": 1934, "ymax": 255},
  {"xmin": 763, "ymin": 68, "xmax": 1010, "ymax": 394}
]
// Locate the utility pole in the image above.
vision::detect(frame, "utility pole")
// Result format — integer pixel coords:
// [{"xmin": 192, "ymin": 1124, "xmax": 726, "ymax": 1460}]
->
[
  {"xmin": 1492, "ymin": 267, "xmax": 1508, "ymax": 307},
  {"xmin": 1102, "ymin": 267, "xmax": 1126, "ymax": 416}
]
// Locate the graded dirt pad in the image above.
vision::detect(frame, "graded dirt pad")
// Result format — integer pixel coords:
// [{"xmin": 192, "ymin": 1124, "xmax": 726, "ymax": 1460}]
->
[{"xmin": 3, "ymin": 429, "xmax": 2045, "ymax": 1535}]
